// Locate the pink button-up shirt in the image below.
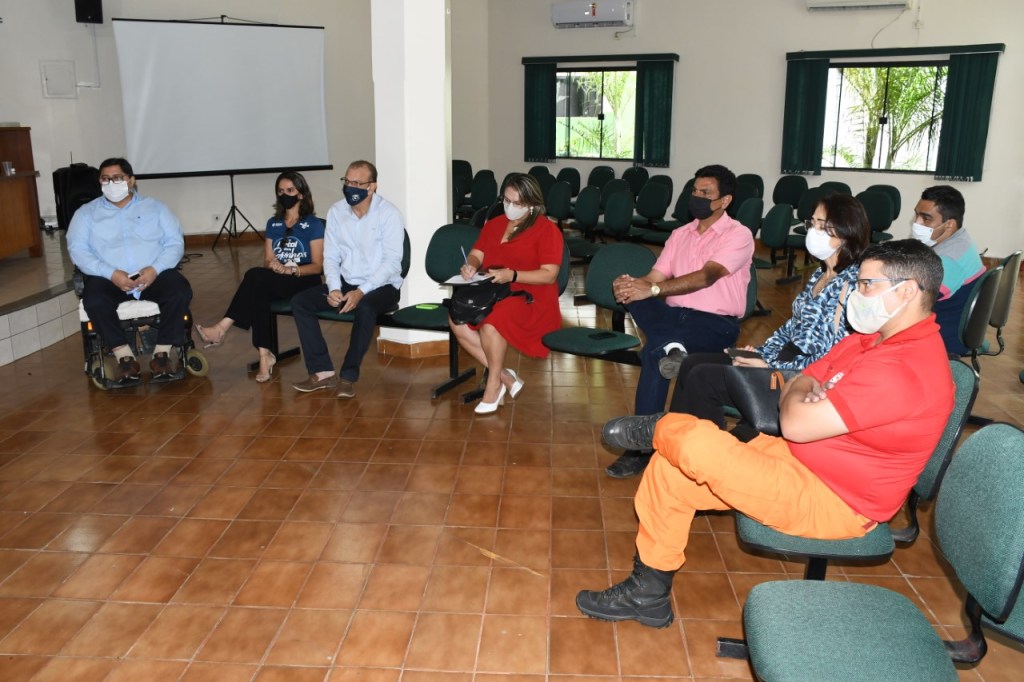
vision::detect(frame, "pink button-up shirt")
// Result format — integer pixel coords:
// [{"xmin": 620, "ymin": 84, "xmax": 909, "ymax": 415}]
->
[{"xmin": 652, "ymin": 214, "xmax": 753, "ymax": 316}]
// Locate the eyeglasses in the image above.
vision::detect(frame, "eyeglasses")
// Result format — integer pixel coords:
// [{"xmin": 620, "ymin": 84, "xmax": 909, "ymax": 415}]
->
[
  {"xmin": 855, "ymin": 277, "xmax": 906, "ymax": 293},
  {"xmin": 803, "ymin": 218, "xmax": 837, "ymax": 237},
  {"xmin": 342, "ymin": 178, "xmax": 373, "ymax": 188},
  {"xmin": 99, "ymin": 175, "xmax": 127, "ymax": 185},
  {"xmin": 502, "ymin": 197, "xmax": 524, "ymax": 208}
]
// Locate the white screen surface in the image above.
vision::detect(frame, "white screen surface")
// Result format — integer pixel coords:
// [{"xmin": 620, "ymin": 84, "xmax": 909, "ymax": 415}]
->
[{"xmin": 113, "ymin": 20, "xmax": 329, "ymax": 177}]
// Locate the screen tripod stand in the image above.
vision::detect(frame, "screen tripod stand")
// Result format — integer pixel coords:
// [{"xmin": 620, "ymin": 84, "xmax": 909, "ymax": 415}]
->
[{"xmin": 212, "ymin": 173, "xmax": 260, "ymax": 249}]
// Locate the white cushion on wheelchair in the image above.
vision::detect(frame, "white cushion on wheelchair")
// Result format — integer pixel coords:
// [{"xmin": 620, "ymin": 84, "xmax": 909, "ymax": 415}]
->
[{"xmin": 78, "ymin": 299, "xmax": 162, "ymax": 323}]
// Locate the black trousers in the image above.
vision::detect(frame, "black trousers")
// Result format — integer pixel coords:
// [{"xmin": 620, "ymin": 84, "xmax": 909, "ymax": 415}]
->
[
  {"xmin": 82, "ymin": 269, "xmax": 193, "ymax": 349},
  {"xmin": 224, "ymin": 267, "xmax": 321, "ymax": 350},
  {"xmin": 667, "ymin": 351, "xmax": 762, "ymax": 442}
]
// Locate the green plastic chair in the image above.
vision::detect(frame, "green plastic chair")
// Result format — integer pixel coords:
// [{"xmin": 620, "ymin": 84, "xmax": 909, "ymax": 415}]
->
[
  {"xmin": 652, "ymin": 178, "xmax": 694, "ymax": 232},
  {"xmin": 980, "ymin": 250, "xmax": 1021, "ymax": 356},
  {"xmin": 630, "ymin": 181, "xmax": 671, "ymax": 228},
  {"xmin": 758, "ymin": 203, "xmax": 806, "ymax": 285},
  {"xmin": 857, "ymin": 190, "xmax": 895, "ymax": 243},
  {"xmin": 819, "ymin": 180, "xmax": 852, "ymax": 195},
  {"xmin": 599, "ymin": 178, "xmax": 630, "ymax": 211},
  {"xmin": 737, "ymin": 423, "xmax": 1024, "ymax": 680},
  {"xmin": 771, "ymin": 174, "xmax": 808, "ymax": 212},
  {"xmin": 593, "ymin": 190, "xmax": 635, "ymax": 240},
  {"xmin": 958, "ymin": 266, "xmax": 1003, "ymax": 373},
  {"xmin": 726, "ymin": 181, "xmax": 758, "ymax": 219},
  {"xmin": 456, "ymin": 172, "xmax": 497, "ymax": 222},
  {"xmin": 586, "ymin": 165, "xmax": 615, "ymax": 191},
  {"xmin": 527, "ymin": 165, "xmax": 551, "ymax": 180},
  {"xmin": 545, "ymin": 180, "xmax": 573, "ymax": 229},
  {"xmin": 647, "ymin": 174, "xmax": 674, "ymax": 203},
  {"xmin": 565, "ymin": 186, "xmax": 603, "ymax": 263},
  {"xmin": 866, "ymin": 183, "xmax": 902, "ymax": 221},
  {"xmin": 542, "ymin": 243, "xmax": 656, "ymax": 364},
  {"xmin": 737, "ymin": 173, "xmax": 764, "ymax": 198},
  {"xmin": 622, "ymin": 166, "xmax": 649, "ymax": 197},
  {"xmin": 556, "ymin": 166, "xmax": 581, "ymax": 196}
]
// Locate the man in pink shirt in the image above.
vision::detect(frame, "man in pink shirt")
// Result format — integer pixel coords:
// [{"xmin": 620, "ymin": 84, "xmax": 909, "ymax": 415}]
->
[{"xmin": 607, "ymin": 164, "xmax": 754, "ymax": 478}]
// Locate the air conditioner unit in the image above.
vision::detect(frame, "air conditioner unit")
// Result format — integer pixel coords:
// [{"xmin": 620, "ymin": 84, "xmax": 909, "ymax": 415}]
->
[
  {"xmin": 806, "ymin": 0, "xmax": 913, "ymax": 10},
  {"xmin": 552, "ymin": 1, "xmax": 634, "ymax": 29}
]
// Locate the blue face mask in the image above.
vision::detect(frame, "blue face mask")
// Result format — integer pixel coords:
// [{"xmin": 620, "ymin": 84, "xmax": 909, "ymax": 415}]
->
[{"xmin": 344, "ymin": 186, "xmax": 370, "ymax": 206}]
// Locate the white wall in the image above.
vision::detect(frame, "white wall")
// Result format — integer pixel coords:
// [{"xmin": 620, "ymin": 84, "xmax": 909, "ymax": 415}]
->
[
  {"xmin": 2, "ymin": 0, "xmax": 1021, "ymax": 256},
  {"xmin": 0, "ymin": 0, "xmax": 375, "ymax": 236},
  {"xmin": 484, "ymin": 0, "xmax": 1024, "ymax": 257}
]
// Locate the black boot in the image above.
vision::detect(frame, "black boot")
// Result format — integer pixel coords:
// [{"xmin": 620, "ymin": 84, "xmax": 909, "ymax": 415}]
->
[
  {"xmin": 576, "ymin": 554, "xmax": 676, "ymax": 628},
  {"xmin": 604, "ymin": 449, "xmax": 654, "ymax": 478}
]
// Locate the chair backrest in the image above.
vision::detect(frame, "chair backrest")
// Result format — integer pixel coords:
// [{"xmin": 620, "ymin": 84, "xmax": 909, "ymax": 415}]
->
[
  {"xmin": 990, "ymin": 250, "xmax": 1022, "ymax": 329},
  {"xmin": 528, "ymin": 165, "xmax": 551, "ymax": 180},
  {"xmin": 602, "ymin": 190, "xmax": 635, "ymax": 238},
  {"xmin": 470, "ymin": 201, "xmax": 504, "ymax": 229},
  {"xmin": 958, "ymin": 266, "xmax": 1003, "ymax": 354},
  {"xmin": 735, "ymin": 197, "xmax": 764, "ymax": 236},
  {"xmin": 452, "ymin": 159, "xmax": 473, "ymax": 186},
  {"xmin": 545, "ymin": 180, "xmax": 573, "ymax": 222},
  {"xmin": 585, "ymin": 243, "xmax": 658, "ymax": 311},
  {"xmin": 452, "ymin": 174, "xmax": 470, "ymax": 210},
  {"xmin": 935, "ymin": 423, "xmax": 1024, "ymax": 623},
  {"xmin": 536, "ymin": 172, "xmax": 556, "ymax": 199},
  {"xmin": 622, "ymin": 166, "xmax": 649, "ymax": 197},
  {"xmin": 423, "ymin": 223, "xmax": 480, "ymax": 284},
  {"xmin": 727, "ymin": 181, "xmax": 758, "ymax": 218},
  {"xmin": 573, "ymin": 186, "xmax": 602, "ymax": 232},
  {"xmin": 469, "ymin": 174, "xmax": 498, "ymax": 210},
  {"xmin": 912, "ymin": 359, "xmax": 980, "ymax": 502},
  {"xmin": 648, "ymin": 174, "xmax": 674, "ymax": 203},
  {"xmin": 796, "ymin": 186, "xmax": 827, "ymax": 222},
  {"xmin": 819, "ymin": 180, "xmax": 852, "ymax": 196},
  {"xmin": 758, "ymin": 203, "xmax": 794, "ymax": 249},
  {"xmin": 855, "ymin": 190, "xmax": 894, "ymax": 234},
  {"xmin": 586, "ymin": 165, "xmax": 615, "ymax": 191},
  {"xmin": 600, "ymin": 178, "xmax": 631, "ymax": 209},
  {"xmin": 556, "ymin": 238, "xmax": 572, "ymax": 294},
  {"xmin": 556, "ymin": 166, "xmax": 581, "ymax": 196},
  {"xmin": 742, "ymin": 262, "xmax": 758, "ymax": 320},
  {"xmin": 737, "ymin": 173, "xmax": 764, "ymax": 198},
  {"xmin": 670, "ymin": 178, "xmax": 696, "ymax": 222},
  {"xmin": 772, "ymin": 174, "xmax": 808, "ymax": 207},
  {"xmin": 634, "ymin": 182, "xmax": 671, "ymax": 221},
  {"xmin": 866, "ymin": 183, "xmax": 901, "ymax": 221},
  {"xmin": 400, "ymin": 230, "xmax": 412, "ymax": 278}
]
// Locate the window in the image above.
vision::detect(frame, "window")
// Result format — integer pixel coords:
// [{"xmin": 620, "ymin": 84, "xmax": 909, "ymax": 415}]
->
[
  {"xmin": 822, "ymin": 63, "xmax": 947, "ymax": 173},
  {"xmin": 522, "ymin": 54, "xmax": 677, "ymax": 167},
  {"xmin": 781, "ymin": 44, "xmax": 1004, "ymax": 181},
  {"xmin": 555, "ymin": 69, "xmax": 637, "ymax": 160}
]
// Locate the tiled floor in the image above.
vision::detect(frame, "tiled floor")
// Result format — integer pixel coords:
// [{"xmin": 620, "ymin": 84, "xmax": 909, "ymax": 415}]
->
[{"xmin": 0, "ymin": 236, "xmax": 1021, "ymax": 681}]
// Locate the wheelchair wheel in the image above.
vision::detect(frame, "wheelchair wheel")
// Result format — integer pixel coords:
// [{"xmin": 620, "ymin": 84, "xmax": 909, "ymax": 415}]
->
[
  {"xmin": 185, "ymin": 348, "xmax": 209, "ymax": 377},
  {"xmin": 86, "ymin": 356, "xmax": 115, "ymax": 390}
]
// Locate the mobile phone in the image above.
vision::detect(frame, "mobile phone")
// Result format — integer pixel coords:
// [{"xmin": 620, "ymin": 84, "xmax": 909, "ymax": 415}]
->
[
  {"xmin": 727, "ymin": 347, "xmax": 761, "ymax": 360},
  {"xmin": 129, "ymin": 271, "xmax": 141, "ymax": 281}
]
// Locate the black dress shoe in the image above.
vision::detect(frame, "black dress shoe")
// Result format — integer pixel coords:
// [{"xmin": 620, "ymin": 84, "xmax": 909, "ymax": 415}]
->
[
  {"xmin": 576, "ymin": 554, "xmax": 676, "ymax": 628},
  {"xmin": 604, "ymin": 450, "xmax": 653, "ymax": 479},
  {"xmin": 117, "ymin": 356, "xmax": 141, "ymax": 383},
  {"xmin": 603, "ymin": 413, "xmax": 665, "ymax": 451}
]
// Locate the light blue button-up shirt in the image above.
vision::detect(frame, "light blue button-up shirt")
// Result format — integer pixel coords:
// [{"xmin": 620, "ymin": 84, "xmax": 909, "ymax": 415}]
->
[
  {"xmin": 67, "ymin": 192, "xmax": 185, "ymax": 279},
  {"xmin": 323, "ymin": 193, "xmax": 405, "ymax": 294}
]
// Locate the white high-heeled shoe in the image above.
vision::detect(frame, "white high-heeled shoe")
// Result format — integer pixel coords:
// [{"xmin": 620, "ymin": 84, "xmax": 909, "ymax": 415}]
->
[
  {"xmin": 505, "ymin": 368, "xmax": 525, "ymax": 400},
  {"xmin": 474, "ymin": 384, "xmax": 507, "ymax": 414}
]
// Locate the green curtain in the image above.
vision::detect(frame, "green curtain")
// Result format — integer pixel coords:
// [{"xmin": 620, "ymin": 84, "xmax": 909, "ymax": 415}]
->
[
  {"xmin": 524, "ymin": 62, "xmax": 556, "ymax": 162},
  {"xmin": 635, "ymin": 60, "xmax": 674, "ymax": 167},
  {"xmin": 780, "ymin": 58, "xmax": 829, "ymax": 175},
  {"xmin": 934, "ymin": 52, "xmax": 999, "ymax": 182}
]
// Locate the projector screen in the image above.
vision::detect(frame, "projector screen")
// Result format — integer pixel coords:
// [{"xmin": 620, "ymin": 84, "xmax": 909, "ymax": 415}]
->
[{"xmin": 112, "ymin": 19, "xmax": 330, "ymax": 178}]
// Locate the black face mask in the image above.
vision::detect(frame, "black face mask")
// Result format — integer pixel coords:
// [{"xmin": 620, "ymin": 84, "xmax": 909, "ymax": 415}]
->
[
  {"xmin": 688, "ymin": 194, "xmax": 716, "ymax": 220},
  {"xmin": 278, "ymin": 193, "xmax": 300, "ymax": 210}
]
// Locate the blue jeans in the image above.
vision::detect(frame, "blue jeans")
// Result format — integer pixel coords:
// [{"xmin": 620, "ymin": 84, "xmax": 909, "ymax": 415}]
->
[
  {"xmin": 291, "ymin": 281, "xmax": 400, "ymax": 381},
  {"xmin": 627, "ymin": 297, "xmax": 740, "ymax": 415},
  {"xmin": 933, "ymin": 283, "xmax": 972, "ymax": 356}
]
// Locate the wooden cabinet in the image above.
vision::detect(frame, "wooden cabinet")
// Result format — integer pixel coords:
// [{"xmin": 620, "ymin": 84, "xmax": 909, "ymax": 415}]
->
[{"xmin": 0, "ymin": 127, "xmax": 43, "ymax": 259}]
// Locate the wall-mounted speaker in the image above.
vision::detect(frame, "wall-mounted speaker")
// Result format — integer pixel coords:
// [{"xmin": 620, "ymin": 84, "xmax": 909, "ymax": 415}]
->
[{"xmin": 75, "ymin": 0, "xmax": 103, "ymax": 24}]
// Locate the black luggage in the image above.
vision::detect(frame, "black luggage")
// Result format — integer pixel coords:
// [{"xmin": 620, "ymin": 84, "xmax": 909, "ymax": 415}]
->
[{"xmin": 53, "ymin": 163, "xmax": 101, "ymax": 230}]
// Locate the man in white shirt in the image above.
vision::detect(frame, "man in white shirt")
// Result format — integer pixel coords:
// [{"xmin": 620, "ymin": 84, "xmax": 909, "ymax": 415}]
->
[{"xmin": 290, "ymin": 160, "xmax": 404, "ymax": 398}]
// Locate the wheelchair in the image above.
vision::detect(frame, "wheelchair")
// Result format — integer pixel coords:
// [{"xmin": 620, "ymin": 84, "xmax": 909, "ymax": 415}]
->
[{"xmin": 74, "ymin": 272, "xmax": 209, "ymax": 389}]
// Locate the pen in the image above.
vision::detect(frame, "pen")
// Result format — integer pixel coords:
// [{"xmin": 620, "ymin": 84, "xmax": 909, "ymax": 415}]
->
[{"xmin": 461, "ymin": 246, "xmax": 469, "ymax": 265}]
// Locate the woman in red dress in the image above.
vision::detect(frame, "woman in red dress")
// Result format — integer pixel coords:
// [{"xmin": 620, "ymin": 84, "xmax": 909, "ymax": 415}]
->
[{"xmin": 451, "ymin": 173, "xmax": 563, "ymax": 414}]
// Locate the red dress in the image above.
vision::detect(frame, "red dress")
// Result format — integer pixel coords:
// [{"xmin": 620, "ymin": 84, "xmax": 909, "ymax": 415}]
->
[{"xmin": 471, "ymin": 214, "xmax": 563, "ymax": 358}]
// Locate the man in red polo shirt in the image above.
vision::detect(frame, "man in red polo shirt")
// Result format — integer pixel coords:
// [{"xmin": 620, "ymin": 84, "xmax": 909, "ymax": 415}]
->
[{"xmin": 577, "ymin": 239, "xmax": 954, "ymax": 628}]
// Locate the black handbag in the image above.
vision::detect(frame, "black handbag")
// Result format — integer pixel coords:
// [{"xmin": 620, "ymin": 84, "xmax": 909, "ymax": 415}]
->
[
  {"xmin": 445, "ymin": 280, "xmax": 533, "ymax": 326},
  {"xmin": 723, "ymin": 367, "xmax": 801, "ymax": 437}
]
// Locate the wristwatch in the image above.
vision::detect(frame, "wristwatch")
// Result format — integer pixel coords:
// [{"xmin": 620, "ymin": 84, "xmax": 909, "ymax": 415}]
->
[
  {"xmin": 291, "ymin": 265, "xmax": 299, "ymax": 277},
  {"xmin": 650, "ymin": 283, "xmax": 661, "ymax": 297}
]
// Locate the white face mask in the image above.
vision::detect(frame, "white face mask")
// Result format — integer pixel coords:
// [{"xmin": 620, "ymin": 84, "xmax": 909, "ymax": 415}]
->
[
  {"xmin": 504, "ymin": 201, "xmax": 530, "ymax": 221},
  {"xmin": 846, "ymin": 281, "xmax": 907, "ymax": 334},
  {"xmin": 102, "ymin": 180, "xmax": 131, "ymax": 203},
  {"xmin": 911, "ymin": 222, "xmax": 937, "ymax": 247},
  {"xmin": 805, "ymin": 228, "xmax": 839, "ymax": 261}
]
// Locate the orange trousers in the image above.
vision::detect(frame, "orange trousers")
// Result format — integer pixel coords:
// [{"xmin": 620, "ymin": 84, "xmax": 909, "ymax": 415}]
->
[{"xmin": 635, "ymin": 414, "xmax": 874, "ymax": 571}]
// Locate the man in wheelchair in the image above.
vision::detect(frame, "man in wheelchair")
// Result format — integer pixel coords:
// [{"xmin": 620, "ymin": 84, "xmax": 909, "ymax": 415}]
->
[{"xmin": 68, "ymin": 157, "xmax": 193, "ymax": 386}]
